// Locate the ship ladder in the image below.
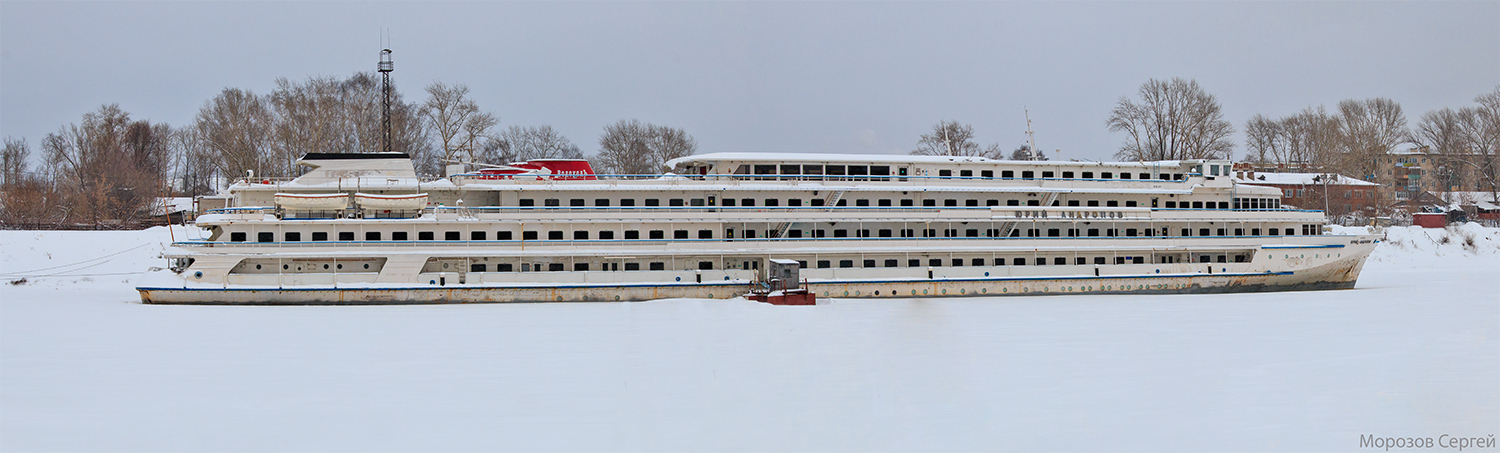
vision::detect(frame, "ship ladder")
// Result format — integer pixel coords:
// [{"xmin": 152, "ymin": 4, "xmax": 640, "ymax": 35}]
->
[{"xmin": 823, "ymin": 190, "xmax": 846, "ymax": 210}]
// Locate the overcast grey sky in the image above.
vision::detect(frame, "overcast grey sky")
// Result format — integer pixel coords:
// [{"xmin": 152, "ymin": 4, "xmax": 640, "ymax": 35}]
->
[{"xmin": 2, "ymin": 1, "xmax": 1496, "ymax": 163}]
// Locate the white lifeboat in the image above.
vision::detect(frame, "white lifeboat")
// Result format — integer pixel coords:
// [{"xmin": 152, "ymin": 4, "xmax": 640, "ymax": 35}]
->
[
  {"xmin": 274, "ymin": 193, "xmax": 349, "ymax": 210},
  {"xmin": 355, "ymin": 193, "xmax": 428, "ymax": 210}
]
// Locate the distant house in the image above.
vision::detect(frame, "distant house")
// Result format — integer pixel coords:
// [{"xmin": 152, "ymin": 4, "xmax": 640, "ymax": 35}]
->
[{"xmin": 1231, "ymin": 169, "xmax": 1380, "ymax": 218}]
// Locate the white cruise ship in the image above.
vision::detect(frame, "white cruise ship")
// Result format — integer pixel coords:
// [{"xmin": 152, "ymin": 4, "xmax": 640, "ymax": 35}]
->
[{"xmin": 136, "ymin": 152, "xmax": 1379, "ymax": 304}]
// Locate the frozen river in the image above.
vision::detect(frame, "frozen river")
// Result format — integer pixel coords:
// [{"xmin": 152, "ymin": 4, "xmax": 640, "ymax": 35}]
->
[{"xmin": 2, "ymin": 226, "xmax": 1496, "ymax": 451}]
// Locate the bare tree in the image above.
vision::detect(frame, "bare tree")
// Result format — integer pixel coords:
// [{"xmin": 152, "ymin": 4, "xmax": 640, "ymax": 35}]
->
[
  {"xmin": 1007, "ymin": 144, "xmax": 1046, "ymax": 161},
  {"xmin": 41, "ymin": 104, "xmax": 171, "ymax": 227},
  {"xmin": 1459, "ymin": 87, "xmax": 1499, "ymax": 201},
  {"xmin": 194, "ymin": 88, "xmax": 273, "ymax": 181},
  {"xmin": 912, "ymin": 121, "xmax": 985, "ymax": 157},
  {"xmin": 421, "ymin": 82, "xmax": 495, "ymax": 165},
  {"xmin": 595, "ymin": 119, "xmax": 697, "ymax": 176},
  {"xmin": 1107, "ymin": 78, "xmax": 1235, "ymax": 161},
  {"xmin": 487, "ymin": 125, "xmax": 582, "ymax": 163},
  {"xmin": 1, "ymin": 137, "xmax": 28, "ymax": 186},
  {"xmin": 1334, "ymin": 98, "xmax": 1407, "ymax": 182},
  {"xmin": 1244, "ymin": 114, "xmax": 1283, "ymax": 164}
]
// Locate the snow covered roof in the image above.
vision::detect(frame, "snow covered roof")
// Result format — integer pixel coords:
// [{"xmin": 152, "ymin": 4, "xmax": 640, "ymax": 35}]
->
[{"xmin": 1234, "ymin": 172, "xmax": 1377, "ymax": 187}]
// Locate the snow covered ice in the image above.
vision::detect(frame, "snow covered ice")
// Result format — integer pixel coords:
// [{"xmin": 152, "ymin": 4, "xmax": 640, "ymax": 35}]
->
[{"xmin": 2, "ymin": 225, "xmax": 1497, "ymax": 451}]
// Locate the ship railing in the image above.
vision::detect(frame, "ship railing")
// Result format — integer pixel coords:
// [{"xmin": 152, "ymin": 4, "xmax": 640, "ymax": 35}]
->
[
  {"xmin": 452, "ymin": 173, "xmax": 1199, "ymax": 186},
  {"xmin": 170, "ymin": 233, "xmax": 1337, "ymax": 250}
]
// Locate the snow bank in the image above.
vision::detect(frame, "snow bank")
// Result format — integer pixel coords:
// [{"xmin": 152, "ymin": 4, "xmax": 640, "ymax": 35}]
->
[{"xmin": 2, "ymin": 225, "xmax": 1497, "ymax": 451}]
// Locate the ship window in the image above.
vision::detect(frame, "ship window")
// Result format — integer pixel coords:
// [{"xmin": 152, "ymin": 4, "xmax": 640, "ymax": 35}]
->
[
  {"xmin": 1087, "ymin": 229, "xmax": 1100, "ymax": 237},
  {"xmin": 825, "ymin": 166, "xmax": 846, "ymax": 178},
  {"xmin": 445, "ymin": 231, "xmax": 460, "ymax": 241},
  {"xmin": 947, "ymin": 259, "xmax": 960, "ymax": 267},
  {"xmin": 574, "ymin": 231, "xmax": 589, "ymax": 240},
  {"xmin": 815, "ymin": 260, "xmax": 830, "ymax": 269},
  {"xmin": 1047, "ymin": 229, "xmax": 1060, "ymax": 237},
  {"xmin": 722, "ymin": 198, "xmax": 736, "ymax": 207},
  {"xmin": 1115, "ymin": 257, "xmax": 1127, "ymax": 265},
  {"xmin": 1035, "ymin": 257, "xmax": 1047, "ymax": 266},
  {"xmin": 788, "ymin": 230, "xmax": 803, "ymax": 238},
  {"xmin": 549, "ymin": 231, "xmax": 564, "ymax": 240},
  {"xmin": 961, "ymin": 229, "xmax": 975, "ymax": 237},
  {"xmin": 965, "ymin": 200, "xmax": 978, "ymax": 207},
  {"xmin": 645, "ymin": 199, "xmax": 660, "ymax": 207},
  {"xmin": 1125, "ymin": 201, "xmax": 1137, "ymax": 207},
  {"xmin": 1120, "ymin": 173, "xmax": 1131, "ymax": 179},
  {"xmin": 257, "ymin": 232, "xmax": 273, "ymax": 243},
  {"xmin": 697, "ymin": 230, "xmax": 713, "ymax": 239},
  {"xmin": 1139, "ymin": 173, "xmax": 1149, "ymax": 179},
  {"xmin": 690, "ymin": 198, "xmax": 705, "ymax": 207},
  {"xmin": 764, "ymin": 199, "xmax": 779, "ymax": 207},
  {"xmin": 364, "ymin": 232, "xmax": 379, "ymax": 241},
  {"xmin": 284, "ymin": 232, "xmax": 301, "ymax": 242},
  {"xmin": 1269, "ymin": 228, "xmax": 1280, "ymax": 236},
  {"xmin": 986, "ymin": 199, "xmax": 999, "ymax": 206},
  {"xmin": 746, "ymin": 230, "xmax": 757, "ymax": 238},
  {"xmin": 599, "ymin": 231, "xmax": 614, "ymax": 240},
  {"xmin": 1042, "ymin": 171, "xmax": 1054, "ymax": 178},
  {"xmin": 524, "ymin": 231, "xmax": 538, "ymax": 240},
  {"xmin": 855, "ymin": 199, "xmax": 870, "ymax": 207},
  {"xmin": 834, "ymin": 229, "xmax": 848, "ymax": 238},
  {"xmin": 1063, "ymin": 171, "xmax": 1074, "ymax": 178},
  {"xmin": 995, "ymin": 258, "xmax": 1007, "ymax": 266},
  {"xmin": 857, "ymin": 259, "xmax": 873, "ymax": 268},
  {"xmin": 624, "ymin": 263, "xmax": 640, "ymax": 271},
  {"xmin": 1173, "ymin": 173, "xmax": 1183, "ymax": 180},
  {"xmin": 741, "ymin": 198, "xmax": 755, "ymax": 207},
  {"xmin": 1220, "ymin": 201, "xmax": 1230, "ymax": 209},
  {"xmin": 1192, "ymin": 201, "xmax": 1203, "ymax": 209},
  {"xmin": 1199, "ymin": 228, "xmax": 1210, "ymax": 236},
  {"xmin": 960, "ymin": 170, "xmax": 973, "ymax": 177},
  {"xmin": 543, "ymin": 263, "xmax": 561, "ymax": 272},
  {"xmin": 650, "ymin": 262, "xmax": 665, "ymax": 271},
  {"xmin": 944, "ymin": 199, "xmax": 958, "ymax": 207},
  {"xmin": 575, "ymin": 263, "xmax": 589, "ymax": 271},
  {"xmin": 1052, "ymin": 257, "xmax": 1065, "ymax": 265},
  {"xmin": 674, "ymin": 230, "xmax": 689, "ymax": 239},
  {"xmin": 939, "ymin": 169, "xmax": 952, "ymax": 178},
  {"xmin": 1107, "ymin": 200, "xmax": 1119, "ymax": 207},
  {"xmin": 338, "ymin": 232, "xmax": 354, "ymax": 241},
  {"xmin": 472, "ymin": 231, "xmax": 486, "ymax": 240},
  {"xmin": 391, "ymin": 232, "xmax": 407, "ymax": 241},
  {"xmin": 901, "ymin": 199, "xmax": 914, "ymax": 207},
  {"xmin": 871, "ymin": 166, "xmax": 890, "ymax": 178},
  {"xmin": 519, "ymin": 199, "xmax": 534, "ymax": 207},
  {"xmin": 1101, "ymin": 172, "xmax": 1113, "ymax": 178},
  {"xmin": 904, "ymin": 259, "xmax": 918, "ymax": 267},
  {"xmin": 1027, "ymin": 200, "xmax": 1040, "ymax": 206},
  {"xmin": 1165, "ymin": 201, "xmax": 1177, "ymax": 208},
  {"xmin": 788, "ymin": 199, "xmax": 803, "ymax": 207},
  {"xmin": 1075, "ymin": 257, "xmax": 1087, "ymax": 265},
  {"xmin": 620, "ymin": 199, "xmax": 636, "ymax": 207},
  {"xmin": 1067, "ymin": 200, "xmax": 1080, "ymax": 207},
  {"xmin": 1068, "ymin": 229, "xmax": 1078, "ymax": 237},
  {"xmin": 1126, "ymin": 229, "xmax": 1138, "ymax": 237},
  {"xmin": 1217, "ymin": 228, "xmax": 1227, "ymax": 236},
  {"xmin": 1013, "ymin": 258, "xmax": 1026, "ymax": 266},
  {"xmin": 312, "ymin": 232, "xmax": 328, "ymax": 241},
  {"xmin": 625, "ymin": 230, "xmax": 640, "ymax": 240},
  {"xmin": 544, "ymin": 199, "xmax": 560, "ymax": 207},
  {"xmin": 1234, "ymin": 228, "xmax": 1244, "ymax": 236},
  {"xmin": 472, "ymin": 264, "xmax": 486, "ymax": 273},
  {"xmin": 781, "ymin": 165, "xmax": 800, "ymax": 176},
  {"xmin": 595, "ymin": 199, "xmax": 610, "ymax": 207},
  {"xmin": 499, "ymin": 264, "xmax": 514, "ymax": 272},
  {"xmin": 1022, "ymin": 171, "xmax": 1034, "ymax": 179},
  {"xmin": 1094, "ymin": 257, "xmax": 1106, "ymax": 265},
  {"xmin": 754, "ymin": 165, "xmax": 776, "ymax": 176},
  {"xmin": 883, "ymin": 259, "xmax": 898, "ymax": 268},
  {"xmin": 879, "ymin": 229, "xmax": 893, "ymax": 238},
  {"xmin": 570, "ymin": 199, "xmax": 585, "ymax": 207},
  {"xmin": 1106, "ymin": 229, "xmax": 1118, "ymax": 236},
  {"xmin": 669, "ymin": 199, "xmax": 684, "ymax": 207},
  {"xmin": 1002, "ymin": 170, "xmax": 1015, "ymax": 178},
  {"xmin": 878, "ymin": 199, "xmax": 892, "ymax": 207},
  {"xmin": 697, "ymin": 261, "xmax": 713, "ymax": 270},
  {"xmin": 1008, "ymin": 200, "xmax": 1020, "ymax": 206},
  {"xmin": 847, "ymin": 166, "xmax": 868, "ymax": 179},
  {"xmin": 922, "ymin": 259, "xmax": 937, "ymax": 267},
  {"xmin": 803, "ymin": 165, "xmax": 822, "ymax": 176},
  {"xmin": 1082, "ymin": 171, "xmax": 1094, "ymax": 179},
  {"xmin": 498, "ymin": 231, "xmax": 513, "ymax": 240},
  {"xmin": 922, "ymin": 199, "xmax": 936, "ymax": 207}
]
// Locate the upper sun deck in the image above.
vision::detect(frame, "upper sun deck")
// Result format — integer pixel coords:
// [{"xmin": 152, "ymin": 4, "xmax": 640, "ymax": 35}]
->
[{"xmin": 665, "ymin": 152, "xmax": 1233, "ymax": 182}]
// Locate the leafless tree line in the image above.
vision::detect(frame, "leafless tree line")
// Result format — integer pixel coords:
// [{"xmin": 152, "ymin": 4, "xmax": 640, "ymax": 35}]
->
[{"xmin": 1107, "ymin": 78, "xmax": 1236, "ymax": 161}]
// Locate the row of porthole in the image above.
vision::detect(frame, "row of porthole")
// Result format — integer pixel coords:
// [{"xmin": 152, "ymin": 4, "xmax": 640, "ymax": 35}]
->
[
  {"xmin": 253, "ymin": 263, "xmax": 370, "ymax": 270},
  {"xmin": 820, "ymin": 282, "xmax": 1207, "ymax": 297}
]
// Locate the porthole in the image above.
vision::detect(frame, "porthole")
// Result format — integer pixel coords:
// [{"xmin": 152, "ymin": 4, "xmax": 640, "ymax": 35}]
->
[
  {"xmin": 255, "ymin": 264, "xmax": 262, "ymax": 270},
  {"xmin": 363, "ymin": 264, "xmax": 370, "ymax": 269},
  {"xmin": 960, "ymin": 288, "xmax": 966, "ymax": 294},
  {"xmin": 854, "ymin": 291, "xmax": 860, "ymax": 296},
  {"xmin": 1002, "ymin": 288, "xmax": 1008, "ymax": 293},
  {"xmin": 323, "ymin": 264, "xmax": 329, "ymax": 269},
  {"xmin": 875, "ymin": 291, "xmax": 880, "ymax": 295},
  {"xmin": 912, "ymin": 289, "xmax": 918, "ymax": 295},
  {"xmin": 984, "ymin": 272, "xmax": 990, "ymax": 277},
  {"xmin": 193, "ymin": 271, "xmax": 203, "ymax": 279},
  {"xmin": 724, "ymin": 276, "xmax": 730, "ymax": 280},
  {"xmin": 337, "ymin": 264, "xmax": 343, "ymax": 269},
  {"xmin": 614, "ymin": 295, "xmax": 621, "ymax": 301},
  {"xmin": 842, "ymin": 291, "xmax": 848, "ymax": 296},
  {"xmin": 922, "ymin": 289, "xmax": 928, "ymax": 295},
  {"xmin": 429, "ymin": 280, "xmax": 436, "ymax": 285},
  {"xmin": 941, "ymin": 289, "xmax": 947, "ymax": 294},
  {"xmin": 981, "ymin": 288, "xmax": 987, "ymax": 293},
  {"xmin": 676, "ymin": 277, "xmax": 681, "ymax": 282},
  {"xmin": 557, "ymin": 296, "xmax": 564, "ymax": 301}
]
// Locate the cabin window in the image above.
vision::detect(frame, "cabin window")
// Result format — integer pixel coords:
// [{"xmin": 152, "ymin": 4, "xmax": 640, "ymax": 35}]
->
[
  {"xmin": 570, "ymin": 199, "xmax": 585, "ymax": 207},
  {"xmin": 878, "ymin": 229, "xmax": 893, "ymax": 238},
  {"xmin": 690, "ymin": 198, "xmax": 705, "ymax": 207},
  {"xmin": 817, "ymin": 260, "xmax": 832, "ymax": 269},
  {"xmin": 1093, "ymin": 257, "xmax": 1106, "ymax": 265},
  {"xmin": 1076, "ymin": 257, "xmax": 1087, "ymax": 265},
  {"xmin": 856, "ymin": 199, "xmax": 870, "ymax": 207},
  {"xmin": 1165, "ymin": 201, "xmax": 1177, "ymax": 208},
  {"xmin": 878, "ymin": 199, "xmax": 892, "ymax": 207},
  {"xmin": 1022, "ymin": 171, "xmax": 1034, "ymax": 179},
  {"xmin": 722, "ymin": 198, "xmax": 736, "ymax": 207},
  {"xmin": 1120, "ymin": 173, "xmax": 1131, "ymax": 179},
  {"xmin": 620, "ymin": 199, "xmax": 636, "ymax": 207},
  {"xmin": 1173, "ymin": 173, "xmax": 1183, "ymax": 180},
  {"xmin": 364, "ymin": 232, "xmax": 379, "ymax": 241},
  {"xmin": 1082, "ymin": 171, "xmax": 1094, "ymax": 179},
  {"xmin": 572, "ymin": 263, "xmax": 588, "ymax": 271},
  {"xmin": 746, "ymin": 230, "xmax": 757, "ymax": 238},
  {"xmin": 788, "ymin": 230, "xmax": 803, "ymax": 238},
  {"xmin": 981, "ymin": 170, "xmax": 994, "ymax": 178},
  {"xmin": 498, "ymin": 264, "xmax": 514, "ymax": 272},
  {"xmin": 468, "ymin": 231, "xmax": 486, "ymax": 241},
  {"xmin": 960, "ymin": 170, "xmax": 973, "ymax": 177},
  {"xmin": 1199, "ymin": 228, "xmax": 1211, "ymax": 236},
  {"xmin": 1125, "ymin": 229, "xmax": 1138, "ymax": 237},
  {"xmin": 1042, "ymin": 171, "xmax": 1054, "ymax": 178},
  {"xmin": 1216, "ymin": 228, "xmax": 1227, "ymax": 236},
  {"xmin": 519, "ymin": 199, "xmax": 534, "ymax": 207},
  {"xmin": 623, "ymin": 263, "xmax": 640, "ymax": 271},
  {"xmin": 1139, "ymin": 173, "xmax": 1150, "ymax": 180},
  {"xmin": 781, "ymin": 165, "xmax": 800, "ymax": 176},
  {"xmin": 1101, "ymin": 172, "xmax": 1113, "ymax": 179},
  {"xmin": 986, "ymin": 199, "xmax": 999, "ymax": 206},
  {"xmin": 1027, "ymin": 200, "xmax": 1040, "ymax": 206},
  {"xmin": 847, "ymin": 166, "xmax": 868, "ymax": 179},
  {"xmin": 1002, "ymin": 170, "xmax": 1015, "ymax": 178},
  {"xmin": 944, "ymin": 199, "xmax": 958, "ymax": 207},
  {"xmin": 788, "ymin": 199, "xmax": 803, "ymax": 207},
  {"xmin": 284, "ymin": 232, "xmax": 301, "ymax": 242},
  {"xmin": 1035, "ymin": 257, "xmax": 1047, "ymax": 266},
  {"xmin": 645, "ymin": 199, "xmax": 660, "ymax": 207},
  {"xmin": 495, "ymin": 231, "xmax": 512, "ymax": 240},
  {"xmin": 754, "ymin": 165, "xmax": 776, "ymax": 177},
  {"xmin": 595, "ymin": 199, "xmax": 610, "ymax": 207},
  {"xmin": 549, "ymin": 231, "xmax": 564, "ymax": 240},
  {"xmin": 574, "ymin": 231, "xmax": 589, "ymax": 240},
  {"xmin": 446, "ymin": 231, "xmax": 461, "ymax": 241},
  {"xmin": 471, "ymin": 264, "xmax": 486, "ymax": 273},
  {"xmin": 1126, "ymin": 200, "xmax": 1138, "ymax": 207},
  {"xmin": 1192, "ymin": 201, "xmax": 1203, "ymax": 209},
  {"xmin": 649, "ymin": 230, "xmax": 665, "ymax": 239},
  {"xmin": 311, "ymin": 232, "xmax": 328, "ymax": 241},
  {"xmin": 650, "ymin": 262, "xmax": 665, "ymax": 271},
  {"xmin": 697, "ymin": 230, "xmax": 713, "ymax": 239},
  {"xmin": 625, "ymin": 230, "xmax": 640, "ymax": 240},
  {"xmin": 901, "ymin": 199, "xmax": 914, "ymax": 207},
  {"xmin": 803, "ymin": 165, "xmax": 823, "ymax": 177},
  {"xmin": 669, "ymin": 199, "xmax": 684, "ymax": 207},
  {"xmin": 544, "ymin": 199, "xmax": 560, "ymax": 207},
  {"xmin": 1067, "ymin": 200, "xmax": 1080, "ymax": 207},
  {"xmin": 1087, "ymin": 229, "xmax": 1100, "ymax": 237},
  {"xmin": 1062, "ymin": 171, "xmax": 1074, "ymax": 178},
  {"xmin": 834, "ymin": 229, "xmax": 848, "ymax": 238},
  {"xmin": 599, "ymin": 231, "xmax": 615, "ymax": 240},
  {"xmin": 1269, "ymin": 228, "xmax": 1280, "ymax": 236},
  {"xmin": 338, "ymin": 232, "xmax": 354, "ymax": 241},
  {"xmin": 1011, "ymin": 258, "xmax": 1025, "ymax": 266},
  {"xmin": 674, "ymin": 230, "xmax": 689, "ymax": 239},
  {"xmin": 764, "ymin": 199, "xmax": 780, "ymax": 207},
  {"xmin": 741, "ymin": 198, "xmax": 755, "ymax": 207},
  {"xmin": 1220, "ymin": 202, "xmax": 1230, "ymax": 209},
  {"xmin": 923, "ymin": 199, "xmax": 936, "ymax": 207},
  {"xmin": 965, "ymin": 200, "xmax": 979, "ymax": 207},
  {"xmin": 391, "ymin": 232, "xmax": 407, "ymax": 241},
  {"xmin": 870, "ymin": 166, "xmax": 890, "ymax": 178},
  {"xmin": 825, "ymin": 166, "xmax": 846, "ymax": 178},
  {"xmin": 1007, "ymin": 200, "xmax": 1020, "ymax": 206}
]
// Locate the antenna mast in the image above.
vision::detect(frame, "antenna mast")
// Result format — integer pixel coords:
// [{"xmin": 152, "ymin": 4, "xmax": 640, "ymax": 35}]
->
[
  {"xmin": 1024, "ymin": 107, "xmax": 1037, "ymax": 161},
  {"xmin": 378, "ymin": 41, "xmax": 394, "ymax": 154}
]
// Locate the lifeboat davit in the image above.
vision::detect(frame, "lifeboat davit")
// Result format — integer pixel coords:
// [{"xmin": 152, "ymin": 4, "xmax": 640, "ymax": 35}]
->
[
  {"xmin": 355, "ymin": 193, "xmax": 429, "ymax": 210},
  {"xmin": 274, "ymin": 193, "xmax": 349, "ymax": 210}
]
